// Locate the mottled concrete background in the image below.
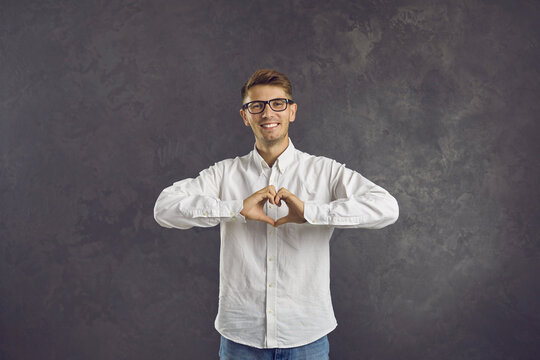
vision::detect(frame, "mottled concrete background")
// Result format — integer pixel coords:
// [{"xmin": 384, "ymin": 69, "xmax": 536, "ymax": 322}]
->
[{"xmin": 1, "ymin": 0, "xmax": 539, "ymax": 359}]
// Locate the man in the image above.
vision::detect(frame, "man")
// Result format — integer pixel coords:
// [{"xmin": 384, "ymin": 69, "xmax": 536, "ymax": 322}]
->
[{"xmin": 154, "ymin": 69, "xmax": 399, "ymax": 359}]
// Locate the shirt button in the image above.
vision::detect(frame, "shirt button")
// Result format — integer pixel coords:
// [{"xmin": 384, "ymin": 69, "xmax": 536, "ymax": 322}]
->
[
  {"xmin": 203, "ymin": 211, "xmax": 208, "ymax": 216},
  {"xmin": 269, "ymin": 229, "xmax": 275, "ymax": 235},
  {"xmin": 269, "ymin": 204, "xmax": 273, "ymax": 209},
  {"xmin": 268, "ymin": 257, "xmax": 273, "ymax": 262},
  {"xmin": 268, "ymin": 309, "xmax": 273, "ymax": 314},
  {"xmin": 269, "ymin": 283, "xmax": 274, "ymax": 288},
  {"xmin": 232, "ymin": 216, "xmax": 236, "ymax": 221}
]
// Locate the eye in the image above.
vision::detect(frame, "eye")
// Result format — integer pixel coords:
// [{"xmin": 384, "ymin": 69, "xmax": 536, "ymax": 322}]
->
[
  {"xmin": 270, "ymin": 99, "xmax": 288, "ymax": 110},
  {"xmin": 249, "ymin": 102, "xmax": 263, "ymax": 110}
]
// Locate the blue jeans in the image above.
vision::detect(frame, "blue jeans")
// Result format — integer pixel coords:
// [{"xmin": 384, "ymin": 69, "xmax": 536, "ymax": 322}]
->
[{"xmin": 219, "ymin": 335, "xmax": 330, "ymax": 360}]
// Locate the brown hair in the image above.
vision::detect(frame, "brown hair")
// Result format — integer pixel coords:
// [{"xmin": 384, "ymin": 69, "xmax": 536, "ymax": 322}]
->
[{"xmin": 241, "ymin": 69, "xmax": 293, "ymax": 101}]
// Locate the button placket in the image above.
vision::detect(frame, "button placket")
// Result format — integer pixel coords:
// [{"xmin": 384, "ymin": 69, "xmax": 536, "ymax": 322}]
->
[
  {"xmin": 265, "ymin": 167, "xmax": 279, "ymax": 348},
  {"xmin": 265, "ymin": 223, "xmax": 278, "ymax": 347}
]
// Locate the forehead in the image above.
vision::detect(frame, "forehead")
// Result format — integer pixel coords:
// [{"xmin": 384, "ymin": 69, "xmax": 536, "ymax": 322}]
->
[{"xmin": 245, "ymin": 85, "xmax": 288, "ymax": 102}]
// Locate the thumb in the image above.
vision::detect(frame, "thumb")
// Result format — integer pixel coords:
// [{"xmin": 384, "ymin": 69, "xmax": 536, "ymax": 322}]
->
[
  {"xmin": 275, "ymin": 215, "xmax": 292, "ymax": 227},
  {"xmin": 259, "ymin": 215, "xmax": 276, "ymax": 227}
]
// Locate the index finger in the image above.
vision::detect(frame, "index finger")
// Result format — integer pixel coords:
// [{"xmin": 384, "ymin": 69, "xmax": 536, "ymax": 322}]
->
[
  {"xmin": 276, "ymin": 187, "xmax": 291, "ymax": 199},
  {"xmin": 267, "ymin": 185, "xmax": 277, "ymax": 196},
  {"xmin": 263, "ymin": 191, "xmax": 276, "ymax": 205}
]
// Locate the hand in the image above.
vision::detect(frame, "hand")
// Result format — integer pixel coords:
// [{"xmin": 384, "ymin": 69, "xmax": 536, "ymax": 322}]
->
[
  {"xmin": 240, "ymin": 186, "xmax": 277, "ymax": 226},
  {"xmin": 274, "ymin": 188, "xmax": 307, "ymax": 227}
]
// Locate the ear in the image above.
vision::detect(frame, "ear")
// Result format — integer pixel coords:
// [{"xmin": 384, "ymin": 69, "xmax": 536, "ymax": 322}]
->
[
  {"xmin": 288, "ymin": 102, "xmax": 298, "ymax": 123},
  {"xmin": 240, "ymin": 109, "xmax": 250, "ymax": 127}
]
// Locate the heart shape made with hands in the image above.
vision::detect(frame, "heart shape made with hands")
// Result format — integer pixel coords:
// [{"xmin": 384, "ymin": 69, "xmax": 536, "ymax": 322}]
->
[
  {"xmin": 240, "ymin": 187, "xmax": 307, "ymax": 227},
  {"xmin": 273, "ymin": 193, "xmax": 306, "ymax": 227}
]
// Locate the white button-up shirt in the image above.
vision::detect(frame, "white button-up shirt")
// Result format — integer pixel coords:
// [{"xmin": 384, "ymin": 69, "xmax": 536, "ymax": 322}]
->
[{"xmin": 154, "ymin": 139, "xmax": 399, "ymax": 349}]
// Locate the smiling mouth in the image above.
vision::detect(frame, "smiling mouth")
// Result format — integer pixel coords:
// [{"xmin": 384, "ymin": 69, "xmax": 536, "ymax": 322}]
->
[{"xmin": 261, "ymin": 123, "xmax": 279, "ymax": 129}]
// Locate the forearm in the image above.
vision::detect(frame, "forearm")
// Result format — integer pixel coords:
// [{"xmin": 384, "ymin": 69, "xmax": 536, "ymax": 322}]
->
[
  {"xmin": 153, "ymin": 164, "xmax": 245, "ymax": 230},
  {"xmin": 303, "ymin": 185, "xmax": 399, "ymax": 229},
  {"xmin": 154, "ymin": 188, "xmax": 245, "ymax": 229},
  {"xmin": 303, "ymin": 162, "xmax": 399, "ymax": 229}
]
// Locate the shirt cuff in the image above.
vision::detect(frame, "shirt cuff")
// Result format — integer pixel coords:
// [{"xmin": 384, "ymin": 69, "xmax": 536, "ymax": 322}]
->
[
  {"xmin": 219, "ymin": 200, "xmax": 246, "ymax": 223},
  {"xmin": 304, "ymin": 201, "xmax": 365, "ymax": 226},
  {"xmin": 303, "ymin": 202, "xmax": 328, "ymax": 225}
]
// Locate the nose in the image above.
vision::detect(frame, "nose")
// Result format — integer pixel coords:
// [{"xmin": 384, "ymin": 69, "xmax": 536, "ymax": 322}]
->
[{"xmin": 261, "ymin": 102, "xmax": 276, "ymax": 118}]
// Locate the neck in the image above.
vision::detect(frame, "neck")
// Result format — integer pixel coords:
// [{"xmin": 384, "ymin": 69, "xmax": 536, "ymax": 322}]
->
[{"xmin": 256, "ymin": 137, "xmax": 289, "ymax": 167}]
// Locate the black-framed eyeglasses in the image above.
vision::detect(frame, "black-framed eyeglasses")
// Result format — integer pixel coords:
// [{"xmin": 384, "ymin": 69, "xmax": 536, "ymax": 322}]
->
[{"xmin": 241, "ymin": 98, "xmax": 295, "ymax": 114}]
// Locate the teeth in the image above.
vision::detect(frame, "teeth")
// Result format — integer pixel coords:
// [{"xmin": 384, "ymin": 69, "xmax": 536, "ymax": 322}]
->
[{"xmin": 262, "ymin": 123, "xmax": 278, "ymax": 128}]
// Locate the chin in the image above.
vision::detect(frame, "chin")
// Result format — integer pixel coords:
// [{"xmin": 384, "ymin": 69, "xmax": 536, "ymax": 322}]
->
[{"xmin": 262, "ymin": 135, "xmax": 286, "ymax": 145}]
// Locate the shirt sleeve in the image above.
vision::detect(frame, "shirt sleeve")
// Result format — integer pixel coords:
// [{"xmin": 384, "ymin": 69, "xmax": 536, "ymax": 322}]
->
[
  {"xmin": 153, "ymin": 163, "xmax": 246, "ymax": 229},
  {"xmin": 303, "ymin": 162, "xmax": 399, "ymax": 229}
]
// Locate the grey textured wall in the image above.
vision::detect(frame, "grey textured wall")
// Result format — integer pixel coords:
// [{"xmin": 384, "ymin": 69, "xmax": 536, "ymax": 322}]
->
[{"xmin": 1, "ymin": 0, "xmax": 539, "ymax": 359}]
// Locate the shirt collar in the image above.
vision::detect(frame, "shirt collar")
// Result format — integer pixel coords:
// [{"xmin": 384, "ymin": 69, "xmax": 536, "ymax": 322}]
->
[
  {"xmin": 276, "ymin": 139, "xmax": 295, "ymax": 173},
  {"xmin": 251, "ymin": 138, "xmax": 296, "ymax": 174}
]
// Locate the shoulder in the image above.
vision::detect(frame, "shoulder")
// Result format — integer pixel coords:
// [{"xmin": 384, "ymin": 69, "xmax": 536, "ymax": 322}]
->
[
  {"xmin": 294, "ymin": 148, "xmax": 344, "ymax": 169},
  {"xmin": 218, "ymin": 151, "xmax": 251, "ymax": 166},
  {"xmin": 206, "ymin": 151, "xmax": 252, "ymax": 173}
]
